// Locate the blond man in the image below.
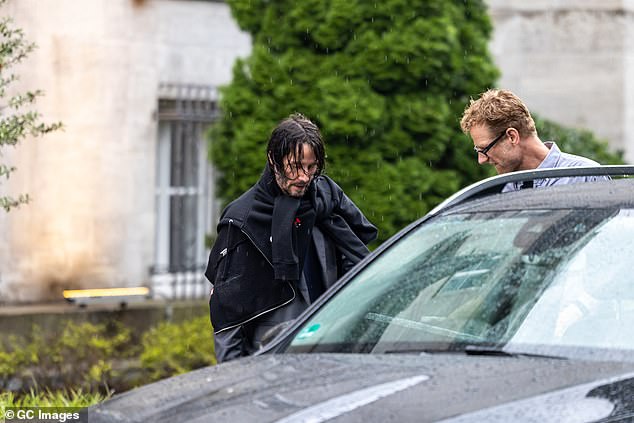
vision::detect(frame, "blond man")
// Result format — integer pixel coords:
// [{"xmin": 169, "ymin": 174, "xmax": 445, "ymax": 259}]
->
[{"xmin": 460, "ymin": 89, "xmax": 604, "ymax": 191}]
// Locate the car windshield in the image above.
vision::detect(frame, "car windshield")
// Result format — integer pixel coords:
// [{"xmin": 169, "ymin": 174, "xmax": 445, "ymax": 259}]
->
[{"xmin": 286, "ymin": 207, "xmax": 634, "ymax": 360}]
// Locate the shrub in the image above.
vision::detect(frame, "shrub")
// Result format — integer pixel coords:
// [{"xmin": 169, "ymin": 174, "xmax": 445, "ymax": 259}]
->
[
  {"xmin": 0, "ymin": 315, "xmax": 216, "ymax": 407},
  {"xmin": 0, "ymin": 321, "xmax": 131, "ymax": 393},
  {"xmin": 139, "ymin": 316, "xmax": 216, "ymax": 382},
  {"xmin": 211, "ymin": 0, "xmax": 499, "ymax": 244}
]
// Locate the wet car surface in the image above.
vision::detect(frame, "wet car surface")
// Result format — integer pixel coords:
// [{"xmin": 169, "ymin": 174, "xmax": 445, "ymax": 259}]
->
[
  {"xmin": 91, "ymin": 166, "xmax": 634, "ymax": 423},
  {"xmin": 91, "ymin": 354, "xmax": 634, "ymax": 422}
]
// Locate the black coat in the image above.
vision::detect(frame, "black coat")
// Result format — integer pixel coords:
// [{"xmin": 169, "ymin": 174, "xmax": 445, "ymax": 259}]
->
[{"xmin": 205, "ymin": 173, "xmax": 377, "ymax": 333}]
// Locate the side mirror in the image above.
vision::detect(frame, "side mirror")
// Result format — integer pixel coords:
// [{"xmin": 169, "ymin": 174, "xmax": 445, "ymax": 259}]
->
[{"xmin": 260, "ymin": 320, "xmax": 294, "ymax": 348}]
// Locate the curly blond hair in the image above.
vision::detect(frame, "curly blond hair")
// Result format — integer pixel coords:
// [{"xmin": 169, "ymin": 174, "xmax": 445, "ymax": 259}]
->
[{"xmin": 460, "ymin": 89, "xmax": 536, "ymax": 137}]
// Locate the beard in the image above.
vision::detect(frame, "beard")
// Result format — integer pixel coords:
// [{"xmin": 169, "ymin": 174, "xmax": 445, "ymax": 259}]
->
[{"xmin": 275, "ymin": 174, "xmax": 311, "ymax": 198}]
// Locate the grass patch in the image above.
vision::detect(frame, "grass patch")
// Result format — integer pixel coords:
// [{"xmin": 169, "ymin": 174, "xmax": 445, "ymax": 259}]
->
[{"xmin": 0, "ymin": 388, "xmax": 109, "ymax": 408}]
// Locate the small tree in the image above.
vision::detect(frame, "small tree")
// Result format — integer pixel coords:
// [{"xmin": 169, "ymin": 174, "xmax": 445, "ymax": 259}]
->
[
  {"xmin": 211, "ymin": 0, "xmax": 499, "ymax": 243},
  {"xmin": 0, "ymin": 9, "xmax": 61, "ymax": 211}
]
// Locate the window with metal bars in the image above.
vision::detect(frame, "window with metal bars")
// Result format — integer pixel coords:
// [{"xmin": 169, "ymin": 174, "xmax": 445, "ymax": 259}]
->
[{"xmin": 152, "ymin": 83, "xmax": 220, "ymax": 299}]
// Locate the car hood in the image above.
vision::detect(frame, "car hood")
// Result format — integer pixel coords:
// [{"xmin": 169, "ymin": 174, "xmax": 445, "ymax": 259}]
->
[{"xmin": 89, "ymin": 353, "xmax": 634, "ymax": 423}]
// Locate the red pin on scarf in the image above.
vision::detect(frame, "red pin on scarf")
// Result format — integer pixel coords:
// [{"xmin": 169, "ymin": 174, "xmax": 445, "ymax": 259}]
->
[{"xmin": 294, "ymin": 217, "xmax": 302, "ymax": 228}]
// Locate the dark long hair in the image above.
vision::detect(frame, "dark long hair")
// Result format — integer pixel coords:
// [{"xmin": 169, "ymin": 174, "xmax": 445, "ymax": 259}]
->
[{"xmin": 267, "ymin": 113, "xmax": 325, "ymax": 181}]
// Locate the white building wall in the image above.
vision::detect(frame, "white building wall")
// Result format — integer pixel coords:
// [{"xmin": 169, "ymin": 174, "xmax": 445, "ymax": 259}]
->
[
  {"xmin": 486, "ymin": 0, "xmax": 634, "ymax": 163},
  {"xmin": 0, "ymin": 0, "xmax": 250, "ymax": 302}
]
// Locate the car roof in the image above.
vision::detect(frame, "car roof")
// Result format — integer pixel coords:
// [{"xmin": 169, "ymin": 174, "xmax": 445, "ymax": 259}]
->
[
  {"xmin": 429, "ymin": 165, "xmax": 634, "ymax": 216},
  {"xmin": 446, "ymin": 178, "xmax": 634, "ymax": 214}
]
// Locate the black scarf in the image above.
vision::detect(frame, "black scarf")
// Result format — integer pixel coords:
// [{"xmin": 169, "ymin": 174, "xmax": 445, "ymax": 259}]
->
[
  {"xmin": 245, "ymin": 168, "xmax": 316, "ymax": 281},
  {"xmin": 239, "ymin": 168, "xmax": 376, "ymax": 282}
]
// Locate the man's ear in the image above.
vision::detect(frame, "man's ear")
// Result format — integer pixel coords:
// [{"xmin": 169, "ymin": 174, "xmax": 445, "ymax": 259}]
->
[{"xmin": 508, "ymin": 128, "xmax": 521, "ymax": 145}]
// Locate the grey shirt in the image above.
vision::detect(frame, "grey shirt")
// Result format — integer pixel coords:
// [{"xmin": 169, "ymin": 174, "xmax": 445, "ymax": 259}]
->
[{"xmin": 503, "ymin": 142, "xmax": 606, "ymax": 192}]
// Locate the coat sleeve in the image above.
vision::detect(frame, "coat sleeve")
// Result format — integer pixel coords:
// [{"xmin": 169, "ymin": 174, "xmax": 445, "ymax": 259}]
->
[
  {"xmin": 316, "ymin": 176, "xmax": 378, "ymax": 268},
  {"xmin": 334, "ymin": 189, "xmax": 379, "ymax": 245}
]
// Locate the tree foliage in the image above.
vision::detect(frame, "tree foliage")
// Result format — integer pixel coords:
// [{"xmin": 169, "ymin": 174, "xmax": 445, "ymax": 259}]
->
[
  {"xmin": 0, "ymin": 10, "xmax": 61, "ymax": 212},
  {"xmin": 211, "ymin": 0, "xmax": 498, "ymax": 243},
  {"xmin": 210, "ymin": 0, "xmax": 622, "ymax": 244}
]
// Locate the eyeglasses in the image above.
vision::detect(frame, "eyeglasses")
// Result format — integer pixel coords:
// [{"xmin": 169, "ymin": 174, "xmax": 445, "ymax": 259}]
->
[{"xmin": 474, "ymin": 130, "xmax": 507, "ymax": 158}]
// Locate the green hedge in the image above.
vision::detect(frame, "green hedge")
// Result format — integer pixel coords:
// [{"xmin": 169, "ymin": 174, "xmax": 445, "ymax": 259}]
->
[
  {"xmin": 0, "ymin": 317, "xmax": 216, "ymax": 405},
  {"xmin": 140, "ymin": 317, "xmax": 216, "ymax": 382},
  {"xmin": 0, "ymin": 322, "xmax": 132, "ymax": 393}
]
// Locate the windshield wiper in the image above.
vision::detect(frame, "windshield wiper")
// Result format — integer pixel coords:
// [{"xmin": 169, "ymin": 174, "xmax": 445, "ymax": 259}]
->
[
  {"xmin": 383, "ymin": 348, "xmax": 452, "ymax": 355},
  {"xmin": 382, "ymin": 345, "xmax": 566, "ymax": 359},
  {"xmin": 464, "ymin": 345, "xmax": 513, "ymax": 356},
  {"xmin": 463, "ymin": 345, "xmax": 565, "ymax": 359}
]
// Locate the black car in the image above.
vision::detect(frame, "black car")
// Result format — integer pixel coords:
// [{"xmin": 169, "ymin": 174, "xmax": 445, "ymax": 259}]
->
[{"xmin": 91, "ymin": 166, "xmax": 634, "ymax": 423}]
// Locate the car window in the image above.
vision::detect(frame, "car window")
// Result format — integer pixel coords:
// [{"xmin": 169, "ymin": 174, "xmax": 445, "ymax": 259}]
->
[
  {"xmin": 286, "ymin": 207, "xmax": 634, "ymax": 360},
  {"xmin": 508, "ymin": 209, "xmax": 634, "ymax": 353}
]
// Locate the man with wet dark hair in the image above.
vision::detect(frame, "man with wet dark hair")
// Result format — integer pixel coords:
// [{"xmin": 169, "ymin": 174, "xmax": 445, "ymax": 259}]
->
[{"xmin": 205, "ymin": 113, "xmax": 377, "ymax": 362}]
